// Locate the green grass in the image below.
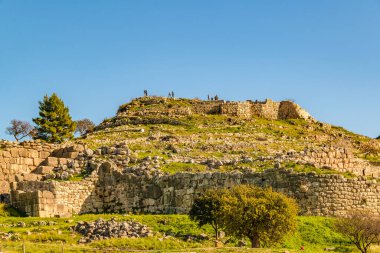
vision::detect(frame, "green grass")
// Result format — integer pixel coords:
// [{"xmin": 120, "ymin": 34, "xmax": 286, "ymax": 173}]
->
[
  {"xmin": 282, "ymin": 216, "xmax": 351, "ymax": 252},
  {"xmin": 0, "ymin": 214, "xmax": 367, "ymax": 253},
  {"xmin": 283, "ymin": 162, "xmax": 356, "ymax": 178},
  {"xmin": 160, "ymin": 162, "xmax": 207, "ymax": 174}
]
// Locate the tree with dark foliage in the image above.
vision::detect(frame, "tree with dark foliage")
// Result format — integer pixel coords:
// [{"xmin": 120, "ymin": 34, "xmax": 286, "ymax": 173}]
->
[
  {"xmin": 189, "ymin": 189, "xmax": 227, "ymax": 242},
  {"xmin": 33, "ymin": 93, "xmax": 76, "ymax": 143}
]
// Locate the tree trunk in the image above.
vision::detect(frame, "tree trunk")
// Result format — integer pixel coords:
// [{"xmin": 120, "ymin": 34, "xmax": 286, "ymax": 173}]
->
[
  {"xmin": 213, "ymin": 224, "xmax": 218, "ymax": 241},
  {"xmin": 214, "ymin": 226, "xmax": 220, "ymax": 248},
  {"xmin": 249, "ymin": 236, "xmax": 260, "ymax": 248}
]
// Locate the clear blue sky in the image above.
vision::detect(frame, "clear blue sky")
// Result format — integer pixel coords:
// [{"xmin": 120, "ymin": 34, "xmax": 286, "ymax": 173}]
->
[{"xmin": 1, "ymin": 0, "xmax": 379, "ymax": 140}]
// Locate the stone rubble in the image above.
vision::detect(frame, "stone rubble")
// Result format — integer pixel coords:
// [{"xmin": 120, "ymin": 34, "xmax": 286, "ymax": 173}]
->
[
  {"xmin": 0, "ymin": 231, "xmax": 20, "ymax": 240},
  {"xmin": 73, "ymin": 218, "xmax": 153, "ymax": 243}
]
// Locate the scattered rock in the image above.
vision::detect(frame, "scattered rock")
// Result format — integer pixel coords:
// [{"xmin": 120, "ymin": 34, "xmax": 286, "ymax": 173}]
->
[
  {"xmin": 73, "ymin": 218, "xmax": 153, "ymax": 243},
  {"xmin": 17, "ymin": 222, "xmax": 26, "ymax": 227}
]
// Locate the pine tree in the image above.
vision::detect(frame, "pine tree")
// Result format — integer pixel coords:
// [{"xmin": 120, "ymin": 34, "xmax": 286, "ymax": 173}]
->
[{"xmin": 33, "ymin": 93, "xmax": 76, "ymax": 143}]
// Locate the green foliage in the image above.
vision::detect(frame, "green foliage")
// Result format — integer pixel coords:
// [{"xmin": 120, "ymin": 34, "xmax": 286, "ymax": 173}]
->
[
  {"xmin": 189, "ymin": 186, "xmax": 298, "ymax": 248},
  {"xmin": 33, "ymin": 93, "xmax": 76, "ymax": 143},
  {"xmin": 221, "ymin": 185, "xmax": 299, "ymax": 248},
  {"xmin": 189, "ymin": 189, "xmax": 227, "ymax": 240}
]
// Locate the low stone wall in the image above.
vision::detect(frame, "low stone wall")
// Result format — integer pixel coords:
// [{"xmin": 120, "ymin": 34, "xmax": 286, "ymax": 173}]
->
[{"xmin": 11, "ymin": 165, "xmax": 380, "ymax": 218}]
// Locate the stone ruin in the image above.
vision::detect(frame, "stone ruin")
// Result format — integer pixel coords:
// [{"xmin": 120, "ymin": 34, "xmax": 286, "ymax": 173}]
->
[
  {"xmin": 97, "ymin": 97, "xmax": 313, "ymax": 130},
  {"xmin": 0, "ymin": 138, "xmax": 378, "ymax": 218},
  {"xmin": 0, "ymin": 97, "xmax": 379, "ymax": 218},
  {"xmin": 0, "ymin": 140, "xmax": 92, "ymax": 199},
  {"xmin": 8, "ymin": 162, "xmax": 380, "ymax": 218}
]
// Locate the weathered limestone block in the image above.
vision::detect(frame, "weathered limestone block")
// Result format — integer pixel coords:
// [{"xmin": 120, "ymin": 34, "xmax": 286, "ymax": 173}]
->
[
  {"xmin": 23, "ymin": 158, "xmax": 34, "ymax": 166},
  {"xmin": 2, "ymin": 151, "xmax": 11, "ymax": 158},
  {"xmin": 35, "ymin": 166, "xmax": 54, "ymax": 174},
  {"xmin": 43, "ymin": 157, "xmax": 58, "ymax": 167},
  {"xmin": 0, "ymin": 180, "xmax": 9, "ymax": 193},
  {"xmin": 63, "ymin": 152, "xmax": 79, "ymax": 159},
  {"xmin": 33, "ymin": 158, "xmax": 44, "ymax": 166},
  {"xmin": 10, "ymin": 148, "xmax": 19, "ymax": 157},
  {"xmin": 23, "ymin": 174, "xmax": 41, "ymax": 181},
  {"xmin": 58, "ymin": 158, "xmax": 68, "ymax": 165},
  {"xmin": 39, "ymin": 151, "xmax": 50, "ymax": 159},
  {"xmin": 27, "ymin": 149, "xmax": 39, "ymax": 159}
]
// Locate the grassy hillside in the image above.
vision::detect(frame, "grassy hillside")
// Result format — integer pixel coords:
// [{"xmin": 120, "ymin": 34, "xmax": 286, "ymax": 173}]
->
[{"xmin": 75, "ymin": 97, "xmax": 380, "ymax": 177}]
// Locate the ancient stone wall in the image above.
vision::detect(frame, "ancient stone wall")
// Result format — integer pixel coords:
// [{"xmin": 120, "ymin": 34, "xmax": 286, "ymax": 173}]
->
[
  {"xmin": 0, "ymin": 141, "xmax": 57, "ymax": 194},
  {"xmin": 116, "ymin": 97, "xmax": 312, "ymax": 121},
  {"xmin": 0, "ymin": 140, "xmax": 90, "ymax": 200},
  {"xmin": 191, "ymin": 101, "xmax": 224, "ymax": 115},
  {"xmin": 251, "ymin": 99, "xmax": 280, "ymax": 119},
  {"xmin": 220, "ymin": 101, "xmax": 252, "ymax": 117},
  {"xmin": 278, "ymin": 101, "xmax": 312, "ymax": 120},
  {"xmin": 289, "ymin": 147, "xmax": 380, "ymax": 178},
  {"xmin": 11, "ymin": 178, "xmax": 95, "ymax": 217},
  {"xmin": 11, "ymin": 166, "xmax": 380, "ymax": 218}
]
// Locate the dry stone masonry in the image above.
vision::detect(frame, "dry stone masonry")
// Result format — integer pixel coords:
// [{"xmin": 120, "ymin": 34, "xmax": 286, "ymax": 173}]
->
[
  {"xmin": 294, "ymin": 146, "xmax": 380, "ymax": 177},
  {"xmin": 10, "ymin": 163, "xmax": 380, "ymax": 218},
  {"xmin": 97, "ymin": 97, "xmax": 313, "ymax": 130},
  {"xmin": 0, "ymin": 140, "xmax": 57, "ymax": 195},
  {"xmin": 0, "ymin": 140, "xmax": 95, "ymax": 204}
]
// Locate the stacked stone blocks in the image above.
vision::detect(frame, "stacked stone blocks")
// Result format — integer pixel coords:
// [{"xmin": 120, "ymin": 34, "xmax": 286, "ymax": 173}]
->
[{"xmin": 10, "ymin": 164, "xmax": 380, "ymax": 218}]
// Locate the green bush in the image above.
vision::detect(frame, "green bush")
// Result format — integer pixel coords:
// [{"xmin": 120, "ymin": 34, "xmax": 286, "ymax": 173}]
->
[{"xmin": 189, "ymin": 186, "xmax": 299, "ymax": 248}]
